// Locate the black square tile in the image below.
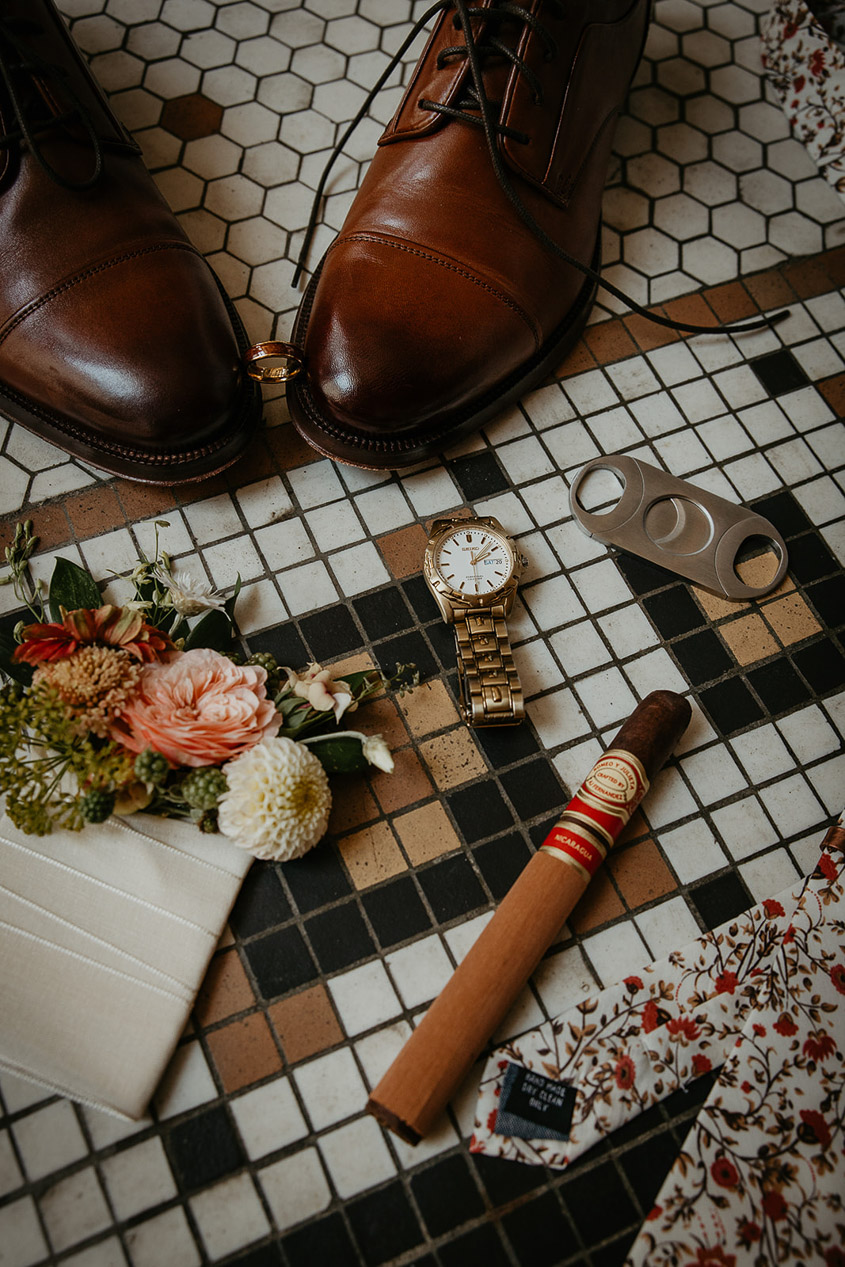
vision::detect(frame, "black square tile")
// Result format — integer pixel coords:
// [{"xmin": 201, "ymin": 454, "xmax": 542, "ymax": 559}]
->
[
  {"xmin": 300, "ymin": 604, "xmax": 363, "ymax": 662},
  {"xmin": 448, "ymin": 782, "xmax": 515, "ymax": 844},
  {"xmin": 698, "ymin": 678, "xmax": 764, "ymax": 735},
  {"xmin": 560, "ymin": 1160, "xmax": 638, "ymax": 1242},
  {"xmin": 747, "ymin": 658, "xmax": 812, "ymax": 713},
  {"xmin": 610, "ymin": 1099, "xmax": 669, "ymax": 1148},
  {"xmin": 226, "ymin": 1248, "xmax": 283, "ymax": 1267},
  {"xmin": 592, "ymin": 1232, "xmax": 640, "ymax": 1267},
  {"xmin": 229, "ymin": 864, "xmax": 291, "ymax": 939},
  {"xmin": 753, "ymin": 490, "xmax": 811, "ymax": 539},
  {"xmin": 166, "ymin": 1106, "xmax": 244, "ymax": 1190},
  {"xmin": 691, "ymin": 872, "xmax": 752, "ymax": 930},
  {"xmin": 402, "ymin": 574, "xmax": 441, "ymax": 623},
  {"xmin": 501, "ymin": 1190, "xmax": 575, "ymax": 1267},
  {"xmin": 750, "ymin": 349, "xmax": 810, "ymax": 396},
  {"xmin": 621, "ymin": 1130, "xmax": 682, "ymax": 1214},
  {"xmin": 428, "ymin": 619, "xmax": 461, "ymax": 668},
  {"xmin": 500, "ymin": 758, "xmax": 566, "ymax": 821},
  {"xmin": 373, "ymin": 629, "xmax": 438, "ymax": 683},
  {"xmin": 473, "ymin": 833, "xmax": 533, "ymax": 900},
  {"xmin": 662, "ymin": 1068, "xmax": 718, "ymax": 1118},
  {"xmin": 282, "ymin": 1212, "xmax": 358, "ymax": 1267},
  {"xmin": 346, "ymin": 1180, "xmax": 424, "ymax": 1265},
  {"xmin": 247, "ymin": 624, "xmax": 308, "ymax": 673},
  {"xmin": 410, "ymin": 1155, "xmax": 486, "ymax": 1237},
  {"xmin": 362, "ymin": 876, "xmax": 432, "ymax": 947},
  {"xmin": 615, "ymin": 552, "xmax": 679, "ymax": 596},
  {"xmin": 529, "ymin": 814, "xmax": 565, "ymax": 849},
  {"xmin": 451, "ymin": 452, "xmax": 509, "ymax": 500},
  {"xmin": 671, "ymin": 629, "xmax": 733, "ymax": 685},
  {"xmin": 243, "ymin": 925, "xmax": 318, "ymax": 1000},
  {"xmin": 787, "ymin": 534, "xmax": 838, "ymax": 586},
  {"xmin": 793, "ymin": 639, "xmax": 845, "ymax": 693},
  {"xmin": 643, "ymin": 587, "xmax": 706, "ymax": 638},
  {"xmin": 354, "ymin": 587, "xmax": 415, "ymax": 639},
  {"xmin": 418, "ymin": 853, "xmax": 487, "ymax": 923},
  {"xmin": 305, "ymin": 901, "xmax": 375, "ymax": 973},
  {"xmin": 283, "ymin": 845, "xmax": 352, "ymax": 914},
  {"xmin": 473, "ymin": 720, "xmax": 541, "ymax": 767},
  {"xmin": 807, "ymin": 576, "xmax": 845, "ymax": 629},
  {"xmin": 472, "ymin": 1153, "xmax": 547, "ymax": 1207},
  {"xmin": 438, "ymin": 1224, "xmax": 512, "ymax": 1267}
]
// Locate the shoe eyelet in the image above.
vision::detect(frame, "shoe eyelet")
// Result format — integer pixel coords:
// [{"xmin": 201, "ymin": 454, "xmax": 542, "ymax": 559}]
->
[{"xmin": 244, "ymin": 341, "xmax": 304, "ymax": 383}]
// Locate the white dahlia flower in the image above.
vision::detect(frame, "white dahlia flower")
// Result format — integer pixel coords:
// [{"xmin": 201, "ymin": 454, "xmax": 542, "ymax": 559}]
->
[{"xmin": 217, "ymin": 737, "xmax": 332, "ymax": 861}]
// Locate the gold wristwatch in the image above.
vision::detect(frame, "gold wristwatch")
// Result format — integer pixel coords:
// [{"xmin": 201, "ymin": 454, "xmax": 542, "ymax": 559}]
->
[{"xmin": 424, "ymin": 515, "xmax": 525, "ymax": 727}]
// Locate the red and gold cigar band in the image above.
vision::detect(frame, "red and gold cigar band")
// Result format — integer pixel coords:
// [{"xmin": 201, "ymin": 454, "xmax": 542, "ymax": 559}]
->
[{"xmin": 540, "ymin": 749, "xmax": 649, "ymax": 881}]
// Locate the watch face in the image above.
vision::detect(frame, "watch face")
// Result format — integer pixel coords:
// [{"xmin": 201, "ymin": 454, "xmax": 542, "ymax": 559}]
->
[{"xmin": 434, "ymin": 525, "xmax": 514, "ymax": 597}]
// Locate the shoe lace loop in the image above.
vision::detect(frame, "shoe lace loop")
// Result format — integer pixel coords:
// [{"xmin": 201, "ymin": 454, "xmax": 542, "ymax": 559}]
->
[
  {"xmin": 0, "ymin": 14, "xmax": 103, "ymax": 190},
  {"xmin": 294, "ymin": 0, "xmax": 786, "ymax": 338}
]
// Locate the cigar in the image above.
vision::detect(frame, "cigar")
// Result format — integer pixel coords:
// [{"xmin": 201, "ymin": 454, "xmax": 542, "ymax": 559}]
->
[{"xmin": 366, "ymin": 690, "xmax": 691, "ymax": 1143}]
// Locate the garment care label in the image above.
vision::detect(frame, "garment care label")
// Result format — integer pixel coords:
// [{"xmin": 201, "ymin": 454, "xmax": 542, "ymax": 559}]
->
[{"xmin": 494, "ymin": 1063, "xmax": 576, "ymax": 1142}]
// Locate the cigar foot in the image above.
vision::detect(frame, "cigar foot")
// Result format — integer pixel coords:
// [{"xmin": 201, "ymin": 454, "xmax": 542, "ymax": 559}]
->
[{"xmin": 366, "ymin": 1097, "xmax": 421, "ymax": 1145}]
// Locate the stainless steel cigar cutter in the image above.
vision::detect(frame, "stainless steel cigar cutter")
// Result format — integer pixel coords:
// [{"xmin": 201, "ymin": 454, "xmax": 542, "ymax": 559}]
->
[{"xmin": 569, "ymin": 456, "xmax": 789, "ymax": 600}]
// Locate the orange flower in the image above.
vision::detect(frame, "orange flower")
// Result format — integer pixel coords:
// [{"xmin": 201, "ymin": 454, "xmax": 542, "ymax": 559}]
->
[
  {"xmin": 715, "ymin": 971, "xmax": 738, "ymax": 994},
  {"xmin": 710, "ymin": 1156, "xmax": 739, "ymax": 1189},
  {"xmin": 614, "ymin": 1055, "xmax": 636, "ymax": 1090},
  {"xmin": 14, "ymin": 606, "xmax": 173, "ymax": 665}
]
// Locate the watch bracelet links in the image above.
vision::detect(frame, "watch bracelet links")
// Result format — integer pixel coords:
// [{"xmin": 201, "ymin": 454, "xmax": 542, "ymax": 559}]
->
[{"xmin": 454, "ymin": 604, "xmax": 524, "ymax": 726}]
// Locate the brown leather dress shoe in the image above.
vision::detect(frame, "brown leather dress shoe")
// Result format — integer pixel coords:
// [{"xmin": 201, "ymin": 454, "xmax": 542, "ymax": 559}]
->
[
  {"xmin": 0, "ymin": 1, "xmax": 260, "ymax": 484},
  {"xmin": 287, "ymin": 0, "xmax": 651, "ymax": 470}
]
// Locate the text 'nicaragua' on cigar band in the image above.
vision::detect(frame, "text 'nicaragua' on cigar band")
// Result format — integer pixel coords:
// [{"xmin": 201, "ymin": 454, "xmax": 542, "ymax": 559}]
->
[{"xmin": 540, "ymin": 750, "xmax": 649, "ymax": 881}]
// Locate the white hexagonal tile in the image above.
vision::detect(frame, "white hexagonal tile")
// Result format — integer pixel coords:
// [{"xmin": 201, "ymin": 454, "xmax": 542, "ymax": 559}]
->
[
  {"xmin": 279, "ymin": 108, "xmax": 335, "ymax": 152},
  {"xmin": 313, "ymin": 77, "xmax": 367, "ymax": 120},
  {"xmin": 206, "ymin": 250, "xmax": 251, "ymax": 299},
  {"xmin": 627, "ymin": 151, "xmax": 681, "ymax": 197},
  {"xmin": 795, "ymin": 178, "xmax": 845, "ymax": 225},
  {"xmin": 178, "ymin": 208, "xmax": 227, "ymax": 252},
  {"xmin": 71, "ymin": 14, "xmax": 124, "ymax": 53},
  {"xmin": 216, "ymin": 2, "xmax": 270, "ymax": 39},
  {"xmin": 291, "ymin": 42, "xmax": 346, "ymax": 83},
  {"xmin": 706, "ymin": 3, "xmax": 756, "ymax": 38},
  {"xmin": 89, "ymin": 49, "xmax": 144, "ymax": 91},
  {"xmin": 154, "ymin": 166, "xmax": 204, "ymax": 212},
  {"xmin": 160, "ymin": 0, "xmax": 215, "ymax": 31},
  {"xmin": 653, "ymin": 0, "xmax": 704, "ymax": 33},
  {"xmin": 738, "ymin": 101, "xmax": 791, "ymax": 143},
  {"xmin": 325, "ymin": 15, "xmax": 380, "ymax": 54},
  {"xmin": 766, "ymin": 137, "xmax": 823, "ymax": 181},
  {"xmin": 227, "ymin": 215, "xmax": 288, "ymax": 265},
  {"xmin": 264, "ymin": 179, "xmax": 318, "ymax": 230},
  {"xmin": 144, "ymin": 57, "xmax": 201, "ymax": 98},
  {"xmin": 683, "ymin": 159, "xmax": 738, "ymax": 205},
  {"xmin": 241, "ymin": 140, "xmax": 299, "ymax": 186},
  {"xmin": 656, "ymin": 57, "xmax": 706, "ymax": 96},
  {"xmin": 221, "ymin": 101, "xmax": 280, "ymax": 145},
  {"xmin": 257, "ymin": 71, "xmax": 312, "ymax": 113},
  {"xmin": 181, "ymin": 29, "xmax": 237, "ymax": 69},
  {"xmin": 628, "ymin": 85, "xmax": 681, "ymax": 126},
  {"xmin": 612, "ymin": 115, "xmax": 653, "ymax": 158},
  {"xmin": 711, "ymin": 130, "xmax": 762, "ymax": 172},
  {"xmin": 684, "ymin": 93, "xmax": 734, "ymax": 133},
  {"xmin": 204, "ymin": 173, "xmax": 264, "ymax": 220},
  {"xmin": 768, "ymin": 210, "xmax": 824, "ymax": 256},
  {"xmin": 134, "ymin": 126, "xmax": 183, "ymax": 170},
  {"xmin": 710, "ymin": 63, "xmax": 762, "ymax": 105},
  {"xmin": 602, "ymin": 185, "xmax": 651, "ymax": 231},
  {"xmin": 645, "ymin": 24, "xmax": 680, "ymax": 61},
  {"xmin": 126, "ymin": 22, "xmax": 182, "ymax": 59},
  {"xmin": 236, "ymin": 35, "xmax": 291, "ymax": 76},
  {"xmin": 653, "ymin": 191, "xmax": 710, "ymax": 239},
  {"xmin": 248, "ymin": 258, "xmax": 298, "ymax": 309},
  {"xmin": 739, "ymin": 167, "xmax": 793, "ymax": 214},
  {"xmin": 105, "ymin": 0, "xmax": 158, "ymax": 20},
  {"xmin": 203, "ymin": 64, "xmax": 258, "ymax": 105},
  {"xmin": 270, "ymin": 9, "xmax": 326, "ymax": 48},
  {"xmin": 183, "ymin": 133, "xmax": 244, "ymax": 179},
  {"xmin": 682, "ymin": 28, "xmax": 731, "ymax": 66},
  {"xmin": 0, "ymin": 460, "xmax": 30, "ymax": 515},
  {"xmin": 657, "ymin": 121, "xmax": 708, "ymax": 163},
  {"xmin": 682, "ymin": 236, "xmax": 738, "ymax": 284},
  {"xmin": 624, "ymin": 226, "xmax": 680, "ymax": 274},
  {"xmin": 712, "ymin": 201, "xmax": 766, "ymax": 249},
  {"xmin": 108, "ymin": 87, "xmax": 162, "ymax": 129}
]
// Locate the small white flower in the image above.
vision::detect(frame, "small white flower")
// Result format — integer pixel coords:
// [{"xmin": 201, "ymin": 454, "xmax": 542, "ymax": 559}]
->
[
  {"xmin": 283, "ymin": 662, "xmax": 355, "ymax": 723},
  {"xmin": 164, "ymin": 569, "xmax": 226, "ymax": 617},
  {"xmin": 361, "ymin": 734, "xmax": 394, "ymax": 773},
  {"xmin": 217, "ymin": 737, "xmax": 332, "ymax": 861}
]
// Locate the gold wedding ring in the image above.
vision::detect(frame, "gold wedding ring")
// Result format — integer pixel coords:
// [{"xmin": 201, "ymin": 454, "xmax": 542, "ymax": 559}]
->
[{"xmin": 244, "ymin": 341, "xmax": 304, "ymax": 382}]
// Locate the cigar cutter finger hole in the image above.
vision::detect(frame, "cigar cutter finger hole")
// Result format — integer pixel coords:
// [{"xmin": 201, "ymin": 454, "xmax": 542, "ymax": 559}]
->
[{"xmin": 569, "ymin": 455, "xmax": 789, "ymax": 600}]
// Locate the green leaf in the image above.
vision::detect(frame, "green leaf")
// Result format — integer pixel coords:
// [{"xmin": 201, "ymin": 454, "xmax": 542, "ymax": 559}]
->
[
  {"xmin": 183, "ymin": 608, "xmax": 233, "ymax": 653},
  {"xmin": 307, "ymin": 735, "xmax": 369, "ymax": 775},
  {"xmin": 48, "ymin": 558, "xmax": 101, "ymax": 619}
]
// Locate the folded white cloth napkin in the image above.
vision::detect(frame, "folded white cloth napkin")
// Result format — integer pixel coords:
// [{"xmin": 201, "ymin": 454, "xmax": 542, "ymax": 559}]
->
[{"xmin": 0, "ymin": 811, "xmax": 251, "ymax": 1119}]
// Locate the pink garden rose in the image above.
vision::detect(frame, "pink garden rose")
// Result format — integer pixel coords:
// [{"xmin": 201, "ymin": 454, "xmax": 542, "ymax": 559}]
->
[{"xmin": 113, "ymin": 648, "xmax": 280, "ymax": 767}]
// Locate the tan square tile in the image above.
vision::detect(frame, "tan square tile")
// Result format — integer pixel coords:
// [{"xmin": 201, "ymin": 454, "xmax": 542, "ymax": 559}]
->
[
  {"xmin": 692, "ymin": 585, "xmax": 747, "ymax": 621},
  {"xmin": 206, "ymin": 1013, "xmax": 282, "ymax": 1093},
  {"xmin": 568, "ymin": 871, "xmax": 625, "ymax": 933},
  {"xmin": 398, "ymin": 678, "xmax": 460, "ymax": 736},
  {"xmin": 719, "ymin": 613, "xmax": 779, "ymax": 666},
  {"xmin": 394, "ymin": 800, "xmax": 462, "ymax": 866},
  {"xmin": 331, "ymin": 651, "xmax": 375, "ymax": 677},
  {"xmin": 370, "ymin": 747, "xmax": 433, "ymax": 813},
  {"xmin": 609, "ymin": 840, "xmax": 677, "ymax": 909},
  {"xmin": 377, "ymin": 523, "xmax": 429, "ymax": 579},
  {"xmin": 194, "ymin": 949, "xmax": 254, "ymax": 1027},
  {"xmin": 419, "ymin": 729, "xmax": 487, "ymax": 790},
  {"xmin": 764, "ymin": 592, "xmax": 822, "ymax": 645},
  {"xmin": 736, "ymin": 551, "xmax": 793, "ymax": 594},
  {"xmin": 65, "ymin": 485, "xmax": 126, "ymax": 538},
  {"xmin": 356, "ymin": 696, "xmax": 410, "ymax": 750},
  {"xmin": 338, "ymin": 821, "xmax": 407, "ymax": 890},
  {"xmin": 268, "ymin": 984, "xmax": 343, "ymax": 1064}
]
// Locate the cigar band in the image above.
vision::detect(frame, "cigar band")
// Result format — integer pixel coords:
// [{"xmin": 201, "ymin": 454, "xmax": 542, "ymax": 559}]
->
[{"xmin": 540, "ymin": 750, "xmax": 649, "ymax": 880}]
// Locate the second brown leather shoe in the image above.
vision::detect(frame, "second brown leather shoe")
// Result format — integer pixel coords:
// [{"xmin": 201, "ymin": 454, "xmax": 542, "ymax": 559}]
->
[
  {"xmin": 0, "ymin": 1, "xmax": 260, "ymax": 484},
  {"xmin": 287, "ymin": 0, "xmax": 651, "ymax": 470}
]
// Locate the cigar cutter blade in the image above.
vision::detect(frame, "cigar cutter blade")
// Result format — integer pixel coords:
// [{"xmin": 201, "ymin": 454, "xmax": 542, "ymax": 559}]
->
[{"xmin": 569, "ymin": 456, "xmax": 789, "ymax": 600}]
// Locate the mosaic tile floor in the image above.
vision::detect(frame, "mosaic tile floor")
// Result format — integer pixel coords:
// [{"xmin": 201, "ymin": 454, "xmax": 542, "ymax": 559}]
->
[{"xmin": 1, "ymin": 2, "xmax": 844, "ymax": 1265}]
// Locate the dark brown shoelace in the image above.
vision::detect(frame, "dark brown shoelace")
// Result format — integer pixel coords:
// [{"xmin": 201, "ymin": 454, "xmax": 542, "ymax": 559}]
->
[{"xmin": 295, "ymin": 0, "xmax": 788, "ymax": 338}]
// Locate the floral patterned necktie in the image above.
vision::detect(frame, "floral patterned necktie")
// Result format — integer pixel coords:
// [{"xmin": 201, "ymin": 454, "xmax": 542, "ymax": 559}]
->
[{"xmin": 471, "ymin": 817, "xmax": 845, "ymax": 1265}]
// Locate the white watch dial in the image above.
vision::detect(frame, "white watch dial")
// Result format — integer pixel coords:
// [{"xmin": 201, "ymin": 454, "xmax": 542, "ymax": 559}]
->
[{"xmin": 435, "ymin": 526, "xmax": 513, "ymax": 597}]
